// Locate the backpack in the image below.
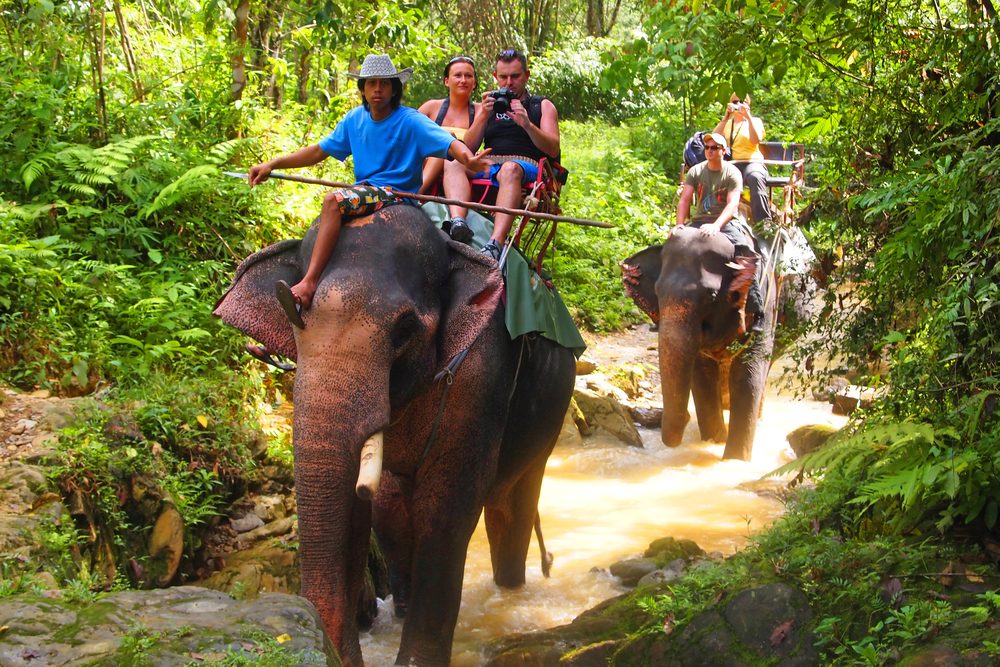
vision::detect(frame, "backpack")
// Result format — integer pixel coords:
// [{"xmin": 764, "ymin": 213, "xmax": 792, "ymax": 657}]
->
[{"xmin": 683, "ymin": 131, "xmax": 707, "ymax": 168}]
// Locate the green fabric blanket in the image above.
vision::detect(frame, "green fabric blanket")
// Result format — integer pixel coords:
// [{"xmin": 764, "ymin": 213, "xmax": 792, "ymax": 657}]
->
[{"xmin": 421, "ymin": 202, "xmax": 586, "ymax": 358}]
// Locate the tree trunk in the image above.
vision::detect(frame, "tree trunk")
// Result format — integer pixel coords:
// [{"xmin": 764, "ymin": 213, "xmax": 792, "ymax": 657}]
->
[
  {"xmin": 87, "ymin": 0, "xmax": 108, "ymax": 142},
  {"xmin": 586, "ymin": 0, "xmax": 623, "ymax": 37},
  {"xmin": 112, "ymin": 0, "xmax": 144, "ymax": 101},
  {"xmin": 297, "ymin": 46, "xmax": 312, "ymax": 104},
  {"xmin": 231, "ymin": 0, "xmax": 249, "ymax": 102}
]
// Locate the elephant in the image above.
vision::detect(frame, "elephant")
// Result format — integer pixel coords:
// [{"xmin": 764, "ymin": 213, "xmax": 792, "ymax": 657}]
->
[
  {"xmin": 621, "ymin": 225, "xmax": 778, "ymax": 461},
  {"xmin": 213, "ymin": 203, "xmax": 576, "ymax": 667}
]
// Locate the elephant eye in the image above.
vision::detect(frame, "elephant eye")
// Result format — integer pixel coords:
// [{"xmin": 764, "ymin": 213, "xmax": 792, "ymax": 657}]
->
[{"xmin": 390, "ymin": 311, "xmax": 424, "ymax": 350}]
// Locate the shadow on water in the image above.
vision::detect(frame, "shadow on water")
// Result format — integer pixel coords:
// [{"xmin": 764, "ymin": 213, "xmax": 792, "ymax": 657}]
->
[{"xmin": 361, "ymin": 389, "xmax": 846, "ymax": 666}]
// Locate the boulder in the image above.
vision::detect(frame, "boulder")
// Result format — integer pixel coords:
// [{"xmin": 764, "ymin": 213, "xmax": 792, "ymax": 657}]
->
[
  {"xmin": 556, "ymin": 409, "xmax": 584, "ymax": 448},
  {"xmin": 198, "ymin": 539, "xmax": 300, "ymax": 598},
  {"xmin": 253, "ymin": 494, "xmax": 288, "ymax": 522},
  {"xmin": 643, "ymin": 536, "xmax": 705, "ymax": 564},
  {"xmin": 604, "ymin": 365, "xmax": 647, "ymax": 400},
  {"xmin": 630, "ymin": 405, "xmax": 662, "ymax": 428},
  {"xmin": 0, "ymin": 586, "xmax": 337, "ymax": 666},
  {"xmin": 608, "ymin": 557, "xmax": 659, "ymax": 587},
  {"xmin": 812, "ymin": 376, "xmax": 849, "ymax": 403},
  {"xmin": 832, "ymin": 384, "xmax": 882, "ymax": 415},
  {"xmin": 613, "ymin": 583, "xmax": 819, "ymax": 666},
  {"xmin": 786, "ymin": 424, "xmax": 839, "ymax": 458},
  {"xmin": 573, "ymin": 387, "xmax": 642, "ymax": 447}
]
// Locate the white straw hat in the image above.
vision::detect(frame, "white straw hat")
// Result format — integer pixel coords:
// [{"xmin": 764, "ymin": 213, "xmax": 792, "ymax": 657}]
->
[{"xmin": 348, "ymin": 54, "xmax": 413, "ymax": 84}]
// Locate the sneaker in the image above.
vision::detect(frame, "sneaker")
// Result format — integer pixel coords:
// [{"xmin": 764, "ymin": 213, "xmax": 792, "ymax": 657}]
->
[
  {"xmin": 481, "ymin": 239, "xmax": 502, "ymax": 262},
  {"xmin": 448, "ymin": 217, "xmax": 474, "ymax": 244}
]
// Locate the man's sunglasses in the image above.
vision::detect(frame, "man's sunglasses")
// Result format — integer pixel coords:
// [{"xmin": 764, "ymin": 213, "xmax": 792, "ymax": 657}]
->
[
  {"xmin": 705, "ymin": 145, "xmax": 725, "ymax": 151},
  {"xmin": 497, "ymin": 49, "xmax": 522, "ymax": 60}
]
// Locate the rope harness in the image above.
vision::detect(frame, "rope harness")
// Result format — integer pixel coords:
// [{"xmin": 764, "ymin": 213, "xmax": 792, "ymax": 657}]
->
[{"xmin": 417, "ymin": 333, "xmax": 530, "ymax": 467}]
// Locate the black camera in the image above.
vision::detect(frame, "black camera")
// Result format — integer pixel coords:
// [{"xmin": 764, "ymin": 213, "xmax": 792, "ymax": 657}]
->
[{"xmin": 489, "ymin": 87, "xmax": 516, "ymax": 114}]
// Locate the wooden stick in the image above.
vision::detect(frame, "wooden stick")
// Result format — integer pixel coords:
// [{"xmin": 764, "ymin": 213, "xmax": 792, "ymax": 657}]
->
[{"xmin": 223, "ymin": 171, "xmax": 614, "ymax": 229}]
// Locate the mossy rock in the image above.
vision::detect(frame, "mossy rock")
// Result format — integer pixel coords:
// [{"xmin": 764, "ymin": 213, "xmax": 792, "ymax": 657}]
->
[
  {"xmin": 0, "ymin": 586, "xmax": 338, "ymax": 665},
  {"xmin": 643, "ymin": 537, "xmax": 706, "ymax": 567},
  {"xmin": 786, "ymin": 424, "xmax": 839, "ymax": 458}
]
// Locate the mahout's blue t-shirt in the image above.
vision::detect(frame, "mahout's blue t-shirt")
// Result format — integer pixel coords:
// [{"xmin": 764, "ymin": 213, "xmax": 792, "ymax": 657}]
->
[{"xmin": 318, "ymin": 105, "xmax": 454, "ymax": 193}]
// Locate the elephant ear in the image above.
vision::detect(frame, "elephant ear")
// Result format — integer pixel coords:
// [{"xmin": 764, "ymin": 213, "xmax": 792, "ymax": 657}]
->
[
  {"xmin": 440, "ymin": 239, "xmax": 504, "ymax": 363},
  {"xmin": 726, "ymin": 254, "xmax": 758, "ymax": 309},
  {"xmin": 620, "ymin": 244, "xmax": 663, "ymax": 323},
  {"xmin": 213, "ymin": 240, "xmax": 302, "ymax": 360}
]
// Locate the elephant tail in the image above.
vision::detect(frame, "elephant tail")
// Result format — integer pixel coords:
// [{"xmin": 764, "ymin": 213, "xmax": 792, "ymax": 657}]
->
[
  {"xmin": 213, "ymin": 239, "xmax": 303, "ymax": 360},
  {"xmin": 534, "ymin": 512, "xmax": 554, "ymax": 578}
]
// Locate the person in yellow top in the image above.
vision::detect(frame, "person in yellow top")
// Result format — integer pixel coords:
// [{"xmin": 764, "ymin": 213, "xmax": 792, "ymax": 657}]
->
[
  {"xmin": 713, "ymin": 93, "xmax": 770, "ymax": 224},
  {"xmin": 417, "ymin": 56, "xmax": 481, "ymax": 242}
]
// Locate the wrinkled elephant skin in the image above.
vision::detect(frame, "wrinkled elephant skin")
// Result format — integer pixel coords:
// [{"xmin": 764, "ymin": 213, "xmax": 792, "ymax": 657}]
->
[
  {"xmin": 214, "ymin": 205, "xmax": 575, "ymax": 666},
  {"xmin": 622, "ymin": 226, "xmax": 777, "ymax": 461}
]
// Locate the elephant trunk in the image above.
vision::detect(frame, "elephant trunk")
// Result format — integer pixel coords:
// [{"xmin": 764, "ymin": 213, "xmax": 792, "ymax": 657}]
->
[
  {"xmin": 658, "ymin": 303, "xmax": 699, "ymax": 447},
  {"xmin": 291, "ymin": 342, "xmax": 391, "ymax": 664},
  {"xmin": 355, "ymin": 431, "xmax": 384, "ymax": 501}
]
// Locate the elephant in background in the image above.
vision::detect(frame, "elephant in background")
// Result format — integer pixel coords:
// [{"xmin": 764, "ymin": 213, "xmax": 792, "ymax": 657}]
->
[
  {"xmin": 214, "ymin": 204, "xmax": 576, "ymax": 666},
  {"xmin": 622, "ymin": 225, "xmax": 778, "ymax": 461}
]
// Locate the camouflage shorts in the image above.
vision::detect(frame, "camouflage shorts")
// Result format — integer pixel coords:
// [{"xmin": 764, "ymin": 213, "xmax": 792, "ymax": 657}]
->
[{"xmin": 331, "ymin": 185, "xmax": 396, "ymax": 217}]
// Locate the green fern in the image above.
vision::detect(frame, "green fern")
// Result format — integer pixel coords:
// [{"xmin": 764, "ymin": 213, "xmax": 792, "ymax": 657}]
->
[
  {"xmin": 140, "ymin": 164, "xmax": 219, "ymax": 219},
  {"xmin": 20, "ymin": 153, "xmax": 54, "ymax": 191}
]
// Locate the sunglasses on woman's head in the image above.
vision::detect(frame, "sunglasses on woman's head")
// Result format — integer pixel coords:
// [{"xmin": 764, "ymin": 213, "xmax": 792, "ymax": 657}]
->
[{"xmin": 448, "ymin": 56, "xmax": 475, "ymax": 67}]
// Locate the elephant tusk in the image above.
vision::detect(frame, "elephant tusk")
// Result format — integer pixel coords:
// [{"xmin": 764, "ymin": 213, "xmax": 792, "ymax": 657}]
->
[{"xmin": 355, "ymin": 432, "xmax": 384, "ymax": 501}]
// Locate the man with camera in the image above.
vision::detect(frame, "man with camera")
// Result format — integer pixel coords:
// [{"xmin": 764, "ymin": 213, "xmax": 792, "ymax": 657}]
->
[{"xmin": 441, "ymin": 49, "xmax": 560, "ymax": 261}]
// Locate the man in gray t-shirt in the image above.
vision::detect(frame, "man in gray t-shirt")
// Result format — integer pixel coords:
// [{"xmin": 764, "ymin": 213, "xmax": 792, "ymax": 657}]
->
[{"xmin": 676, "ymin": 132, "xmax": 764, "ymax": 332}]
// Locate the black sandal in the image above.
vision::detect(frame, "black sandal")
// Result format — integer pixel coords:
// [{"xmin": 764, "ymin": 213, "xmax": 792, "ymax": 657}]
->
[
  {"xmin": 275, "ymin": 280, "xmax": 306, "ymax": 330},
  {"xmin": 244, "ymin": 343, "xmax": 295, "ymax": 371}
]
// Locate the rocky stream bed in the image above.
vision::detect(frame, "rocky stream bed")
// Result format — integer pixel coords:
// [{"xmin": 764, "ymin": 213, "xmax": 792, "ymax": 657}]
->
[{"xmin": 0, "ymin": 327, "xmax": 859, "ymax": 666}]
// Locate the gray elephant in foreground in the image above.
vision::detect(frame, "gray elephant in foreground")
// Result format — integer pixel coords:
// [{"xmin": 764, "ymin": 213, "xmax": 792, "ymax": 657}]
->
[
  {"xmin": 622, "ymin": 225, "xmax": 779, "ymax": 461},
  {"xmin": 214, "ymin": 204, "xmax": 575, "ymax": 666}
]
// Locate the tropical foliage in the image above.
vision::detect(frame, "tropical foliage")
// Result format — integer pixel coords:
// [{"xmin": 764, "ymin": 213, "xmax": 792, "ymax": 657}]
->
[{"xmin": 1, "ymin": 0, "xmax": 999, "ymax": 658}]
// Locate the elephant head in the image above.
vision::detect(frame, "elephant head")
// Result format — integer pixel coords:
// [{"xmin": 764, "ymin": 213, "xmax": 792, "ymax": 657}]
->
[
  {"xmin": 214, "ymin": 204, "xmax": 506, "ymax": 665},
  {"xmin": 623, "ymin": 226, "xmax": 771, "ymax": 461}
]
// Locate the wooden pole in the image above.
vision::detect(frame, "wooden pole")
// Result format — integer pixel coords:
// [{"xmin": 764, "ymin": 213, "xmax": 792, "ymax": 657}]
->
[{"xmin": 223, "ymin": 171, "xmax": 614, "ymax": 228}]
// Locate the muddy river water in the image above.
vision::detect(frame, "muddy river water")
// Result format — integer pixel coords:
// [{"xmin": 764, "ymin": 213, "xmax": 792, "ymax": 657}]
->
[{"xmin": 360, "ymin": 327, "xmax": 846, "ymax": 665}]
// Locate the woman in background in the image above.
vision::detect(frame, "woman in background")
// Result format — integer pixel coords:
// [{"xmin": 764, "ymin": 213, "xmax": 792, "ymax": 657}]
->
[{"xmin": 714, "ymin": 93, "xmax": 771, "ymax": 224}]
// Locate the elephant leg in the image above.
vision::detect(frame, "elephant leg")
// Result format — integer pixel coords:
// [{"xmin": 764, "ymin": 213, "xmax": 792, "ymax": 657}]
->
[
  {"xmin": 485, "ymin": 458, "xmax": 547, "ymax": 588},
  {"xmin": 373, "ymin": 472, "xmax": 414, "ymax": 618},
  {"xmin": 486, "ymin": 338, "xmax": 574, "ymax": 587},
  {"xmin": 395, "ymin": 462, "xmax": 495, "ymax": 666},
  {"xmin": 692, "ymin": 355, "xmax": 727, "ymax": 443},
  {"xmin": 395, "ymin": 352, "xmax": 509, "ymax": 666},
  {"xmin": 724, "ymin": 333, "xmax": 774, "ymax": 461}
]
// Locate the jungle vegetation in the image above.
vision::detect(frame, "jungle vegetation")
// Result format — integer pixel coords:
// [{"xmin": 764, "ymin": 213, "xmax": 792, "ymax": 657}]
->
[{"xmin": 0, "ymin": 0, "xmax": 997, "ymax": 661}]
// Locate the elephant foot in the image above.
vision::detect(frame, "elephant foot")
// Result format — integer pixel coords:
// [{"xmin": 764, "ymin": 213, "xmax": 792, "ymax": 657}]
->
[
  {"xmin": 661, "ymin": 432, "xmax": 684, "ymax": 448},
  {"xmin": 275, "ymin": 279, "xmax": 306, "ymax": 329}
]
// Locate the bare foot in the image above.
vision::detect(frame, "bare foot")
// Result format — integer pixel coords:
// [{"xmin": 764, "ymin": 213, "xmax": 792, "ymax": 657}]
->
[{"xmin": 290, "ymin": 278, "xmax": 317, "ymax": 310}]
